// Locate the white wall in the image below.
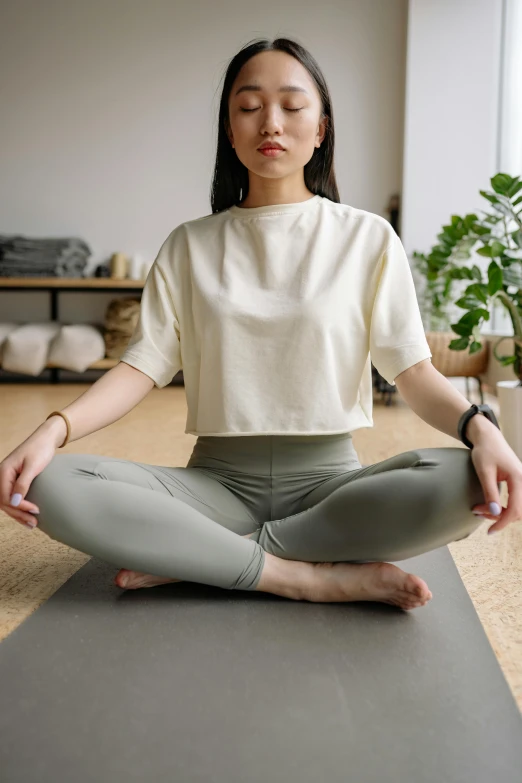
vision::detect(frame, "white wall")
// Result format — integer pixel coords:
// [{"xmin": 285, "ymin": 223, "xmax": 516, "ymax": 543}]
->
[
  {"xmin": 401, "ymin": 0, "xmax": 503, "ymax": 253},
  {"xmin": 401, "ymin": 0, "xmax": 505, "ymax": 333},
  {"xmin": 498, "ymin": 0, "xmax": 522, "ymax": 177},
  {"xmin": 0, "ymin": 0, "xmax": 408, "ymax": 339}
]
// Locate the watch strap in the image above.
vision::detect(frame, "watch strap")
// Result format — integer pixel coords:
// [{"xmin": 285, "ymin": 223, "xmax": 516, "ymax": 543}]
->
[{"xmin": 457, "ymin": 403, "xmax": 500, "ymax": 449}]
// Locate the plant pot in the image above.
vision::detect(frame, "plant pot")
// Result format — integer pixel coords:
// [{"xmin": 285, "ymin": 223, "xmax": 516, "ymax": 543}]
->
[
  {"xmin": 426, "ymin": 331, "xmax": 489, "ymax": 376},
  {"xmin": 496, "ymin": 379, "xmax": 522, "ymax": 460}
]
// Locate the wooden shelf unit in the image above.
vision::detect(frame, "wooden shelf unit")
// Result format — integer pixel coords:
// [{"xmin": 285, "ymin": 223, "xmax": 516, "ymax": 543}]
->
[{"xmin": 0, "ymin": 276, "xmax": 146, "ymax": 383}]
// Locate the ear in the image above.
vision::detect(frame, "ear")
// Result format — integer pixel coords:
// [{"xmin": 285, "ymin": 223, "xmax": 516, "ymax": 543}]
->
[{"xmin": 317, "ymin": 115, "xmax": 328, "ymax": 146}]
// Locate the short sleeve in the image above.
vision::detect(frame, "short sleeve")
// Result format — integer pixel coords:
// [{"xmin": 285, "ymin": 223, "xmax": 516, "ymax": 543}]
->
[
  {"xmin": 369, "ymin": 231, "xmax": 432, "ymax": 386},
  {"xmin": 119, "ymin": 244, "xmax": 182, "ymax": 389}
]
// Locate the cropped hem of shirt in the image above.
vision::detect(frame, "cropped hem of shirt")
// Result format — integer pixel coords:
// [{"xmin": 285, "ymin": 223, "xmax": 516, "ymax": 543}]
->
[
  {"xmin": 184, "ymin": 428, "xmax": 367, "ymax": 437},
  {"xmin": 119, "ymin": 195, "xmax": 432, "ymax": 436},
  {"xmin": 183, "ymin": 401, "xmax": 376, "ymax": 437}
]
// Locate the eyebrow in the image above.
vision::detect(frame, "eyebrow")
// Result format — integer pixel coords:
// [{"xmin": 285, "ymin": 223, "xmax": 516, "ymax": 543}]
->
[{"xmin": 234, "ymin": 84, "xmax": 309, "ymax": 96}]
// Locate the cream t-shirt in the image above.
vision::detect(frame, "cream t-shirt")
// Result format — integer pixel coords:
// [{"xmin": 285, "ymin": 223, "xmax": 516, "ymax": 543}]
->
[{"xmin": 120, "ymin": 194, "xmax": 432, "ymax": 436}]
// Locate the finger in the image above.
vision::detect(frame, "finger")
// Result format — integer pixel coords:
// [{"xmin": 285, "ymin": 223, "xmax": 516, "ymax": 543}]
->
[
  {"xmin": 0, "ymin": 461, "xmax": 19, "ymax": 507},
  {"xmin": 0, "ymin": 505, "xmax": 39, "ymax": 528},
  {"xmin": 14, "ymin": 500, "xmax": 40, "ymax": 515},
  {"xmin": 472, "ymin": 505, "xmax": 494, "ymax": 515},
  {"xmin": 487, "ymin": 520, "xmax": 510, "ymax": 534},
  {"xmin": 488, "ymin": 472, "xmax": 522, "ymax": 533},
  {"xmin": 472, "ymin": 466, "xmax": 503, "ymax": 515},
  {"xmin": 8, "ymin": 459, "xmax": 39, "ymax": 512}
]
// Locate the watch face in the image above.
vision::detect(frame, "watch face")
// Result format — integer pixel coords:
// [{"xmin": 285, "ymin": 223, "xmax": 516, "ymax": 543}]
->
[{"xmin": 480, "ymin": 405, "xmax": 499, "ymax": 427}]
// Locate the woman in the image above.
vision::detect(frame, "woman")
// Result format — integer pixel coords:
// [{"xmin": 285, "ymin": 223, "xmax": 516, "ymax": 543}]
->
[{"xmin": 2, "ymin": 38, "xmax": 521, "ymax": 611}]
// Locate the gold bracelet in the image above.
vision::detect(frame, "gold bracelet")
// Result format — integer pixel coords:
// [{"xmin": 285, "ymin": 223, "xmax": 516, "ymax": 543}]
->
[{"xmin": 46, "ymin": 411, "xmax": 71, "ymax": 448}]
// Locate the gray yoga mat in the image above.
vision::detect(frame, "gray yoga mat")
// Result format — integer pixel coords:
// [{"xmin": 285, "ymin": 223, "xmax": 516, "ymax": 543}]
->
[{"xmin": 1, "ymin": 545, "xmax": 521, "ymax": 783}]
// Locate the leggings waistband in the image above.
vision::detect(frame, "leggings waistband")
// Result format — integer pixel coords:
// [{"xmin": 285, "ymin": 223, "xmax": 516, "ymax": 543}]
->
[{"xmin": 186, "ymin": 433, "xmax": 362, "ymax": 476}]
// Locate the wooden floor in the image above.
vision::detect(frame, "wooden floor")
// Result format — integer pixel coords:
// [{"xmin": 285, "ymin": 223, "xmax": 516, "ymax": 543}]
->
[{"xmin": 0, "ymin": 379, "xmax": 520, "ymax": 711}]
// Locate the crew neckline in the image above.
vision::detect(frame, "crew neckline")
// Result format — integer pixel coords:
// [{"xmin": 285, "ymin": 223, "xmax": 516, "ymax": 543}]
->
[{"xmin": 228, "ymin": 193, "xmax": 322, "ymax": 217}]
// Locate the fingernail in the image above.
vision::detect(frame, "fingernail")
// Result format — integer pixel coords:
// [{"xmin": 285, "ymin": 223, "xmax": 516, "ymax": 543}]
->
[
  {"xmin": 25, "ymin": 521, "xmax": 37, "ymax": 529},
  {"xmin": 488, "ymin": 528, "xmax": 498, "ymax": 535},
  {"xmin": 472, "ymin": 511, "xmax": 486, "ymax": 516},
  {"xmin": 489, "ymin": 502, "xmax": 502, "ymax": 516},
  {"xmin": 10, "ymin": 493, "xmax": 22, "ymax": 507}
]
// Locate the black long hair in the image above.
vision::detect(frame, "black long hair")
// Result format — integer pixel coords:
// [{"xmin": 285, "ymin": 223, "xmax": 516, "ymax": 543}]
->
[{"xmin": 210, "ymin": 37, "xmax": 340, "ymax": 214}]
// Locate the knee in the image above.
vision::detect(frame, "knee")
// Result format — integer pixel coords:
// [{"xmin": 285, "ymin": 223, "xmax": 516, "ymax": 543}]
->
[
  {"xmin": 25, "ymin": 454, "xmax": 82, "ymax": 540},
  {"xmin": 26, "ymin": 453, "xmax": 70, "ymax": 505},
  {"xmin": 405, "ymin": 449, "xmax": 482, "ymax": 529},
  {"xmin": 414, "ymin": 448, "xmax": 490, "ymax": 538},
  {"xmin": 442, "ymin": 447, "xmax": 489, "ymax": 510}
]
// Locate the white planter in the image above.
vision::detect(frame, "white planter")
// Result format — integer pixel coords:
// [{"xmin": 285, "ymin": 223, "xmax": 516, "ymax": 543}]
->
[{"xmin": 497, "ymin": 380, "xmax": 522, "ymax": 460}]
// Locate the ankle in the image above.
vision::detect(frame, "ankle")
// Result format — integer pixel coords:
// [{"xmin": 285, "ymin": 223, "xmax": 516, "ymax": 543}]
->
[{"xmin": 255, "ymin": 552, "xmax": 311, "ymax": 600}]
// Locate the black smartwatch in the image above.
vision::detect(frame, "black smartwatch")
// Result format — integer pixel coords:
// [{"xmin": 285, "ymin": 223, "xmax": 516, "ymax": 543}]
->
[{"xmin": 457, "ymin": 403, "xmax": 500, "ymax": 449}]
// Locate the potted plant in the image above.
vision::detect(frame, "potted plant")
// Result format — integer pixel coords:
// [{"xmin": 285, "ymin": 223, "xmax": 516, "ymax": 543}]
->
[{"xmin": 412, "ymin": 172, "xmax": 522, "ymax": 456}]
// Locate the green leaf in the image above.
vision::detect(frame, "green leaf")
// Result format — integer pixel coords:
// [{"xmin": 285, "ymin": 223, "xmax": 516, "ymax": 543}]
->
[
  {"xmin": 450, "ymin": 322, "xmax": 473, "ymax": 337},
  {"xmin": 455, "ymin": 299, "xmax": 473, "ymax": 310},
  {"xmin": 471, "ymin": 265, "xmax": 483, "ymax": 281},
  {"xmin": 469, "ymin": 340, "xmax": 483, "ymax": 354},
  {"xmin": 499, "ymin": 356, "xmax": 517, "ymax": 366},
  {"xmin": 447, "ymin": 268, "xmax": 474, "ymax": 280},
  {"xmin": 449, "ymin": 337, "xmax": 470, "ymax": 350},
  {"xmin": 455, "ymin": 296, "xmax": 480, "ymax": 310},
  {"xmin": 476, "ymin": 246, "xmax": 492, "ymax": 257},
  {"xmin": 507, "ymin": 177, "xmax": 522, "ymax": 198},
  {"xmin": 487, "ymin": 261, "xmax": 503, "ymax": 295},
  {"xmin": 480, "ymin": 190, "xmax": 499, "ymax": 205},
  {"xmin": 429, "ymin": 250, "xmax": 451, "ymax": 262},
  {"xmin": 480, "ymin": 214, "xmax": 503, "ymax": 225},
  {"xmin": 459, "ymin": 308, "xmax": 489, "ymax": 327},
  {"xmin": 512, "ymin": 229, "xmax": 522, "ymax": 248},
  {"xmin": 491, "ymin": 173, "xmax": 513, "ymax": 195},
  {"xmin": 465, "ymin": 283, "xmax": 488, "ymax": 303},
  {"xmin": 427, "ymin": 257, "xmax": 448, "ymax": 271},
  {"xmin": 490, "ymin": 241, "xmax": 505, "ymax": 257},
  {"xmin": 463, "ymin": 213, "xmax": 479, "ymax": 230}
]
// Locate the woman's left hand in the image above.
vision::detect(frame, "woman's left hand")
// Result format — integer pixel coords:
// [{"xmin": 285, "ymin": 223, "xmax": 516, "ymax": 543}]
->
[{"xmin": 470, "ymin": 427, "xmax": 522, "ymax": 534}]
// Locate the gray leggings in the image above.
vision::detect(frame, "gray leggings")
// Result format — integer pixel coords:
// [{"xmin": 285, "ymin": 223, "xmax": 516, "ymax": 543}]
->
[{"xmin": 26, "ymin": 433, "xmax": 487, "ymax": 591}]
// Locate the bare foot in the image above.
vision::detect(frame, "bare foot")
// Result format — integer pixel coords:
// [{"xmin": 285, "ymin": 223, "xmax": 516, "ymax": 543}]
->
[
  {"xmin": 114, "ymin": 532, "xmax": 257, "ymax": 590},
  {"xmin": 304, "ymin": 561, "xmax": 432, "ymax": 610},
  {"xmin": 114, "ymin": 569, "xmax": 182, "ymax": 589}
]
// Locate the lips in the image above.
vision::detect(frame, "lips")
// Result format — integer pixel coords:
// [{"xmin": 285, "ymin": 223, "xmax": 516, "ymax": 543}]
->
[
  {"xmin": 258, "ymin": 147, "xmax": 284, "ymax": 156},
  {"xmin": 258, "ymin": 142, "xmax": 285, "ymax": 150}
]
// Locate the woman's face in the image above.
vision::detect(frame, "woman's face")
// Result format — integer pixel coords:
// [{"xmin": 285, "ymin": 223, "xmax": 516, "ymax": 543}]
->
[{"xmin": 226, "ymin": 51, "xmax": 327, "ymax": 183}]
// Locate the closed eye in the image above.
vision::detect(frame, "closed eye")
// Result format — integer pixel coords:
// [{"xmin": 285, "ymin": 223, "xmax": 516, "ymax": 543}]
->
[{"xmin": 240, "ymin": 107, "xmax": 303, "ymax": 112}]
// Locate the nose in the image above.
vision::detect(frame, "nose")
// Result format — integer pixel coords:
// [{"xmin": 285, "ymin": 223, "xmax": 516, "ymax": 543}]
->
[{"xmin": 259, "ymin": 105, "xmax": 284, "ymax": 136}]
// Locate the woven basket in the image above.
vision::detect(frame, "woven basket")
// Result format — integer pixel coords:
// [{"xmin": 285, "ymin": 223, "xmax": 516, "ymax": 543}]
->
[
  {"xmin": 103, "ymin": 297, "xmax": 141, "ymax": 359},
  {"xmin": 426, "ymin": 331, "xmax": 489, "ymax": 376}
]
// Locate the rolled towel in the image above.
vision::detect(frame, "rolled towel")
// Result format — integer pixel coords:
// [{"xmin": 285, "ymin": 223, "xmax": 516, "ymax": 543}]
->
[
  {"xmin": 2, "ymin": 322, "xmax": 61, "ymax": 376},
  {"xmin": 48, "ymin": 324, "xmax": 106, "ymax": 372}
]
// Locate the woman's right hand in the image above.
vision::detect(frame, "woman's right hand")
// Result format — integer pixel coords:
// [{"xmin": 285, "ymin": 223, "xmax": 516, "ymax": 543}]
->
[{"xmin": 0, "ymin": 432, "xmax": 58, "ymax": 529}]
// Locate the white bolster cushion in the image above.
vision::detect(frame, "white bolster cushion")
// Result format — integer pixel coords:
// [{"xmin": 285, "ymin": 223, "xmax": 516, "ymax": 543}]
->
[
  {"xmin": 48, "ymin": 324, "xmax": 106, "ymax": 372},
  {"xmin": 2, "ymin": 322, "xmax": 62, "ymax": 376},
  {"xmin": 0, "ymin": 323, "xmax": 20, "ymax": 365}
]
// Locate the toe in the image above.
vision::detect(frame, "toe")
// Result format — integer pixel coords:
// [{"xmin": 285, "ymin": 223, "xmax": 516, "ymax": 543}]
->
[{"xmin": 115, "ymin": 569, "xmax": 131, "ymax": 588}]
